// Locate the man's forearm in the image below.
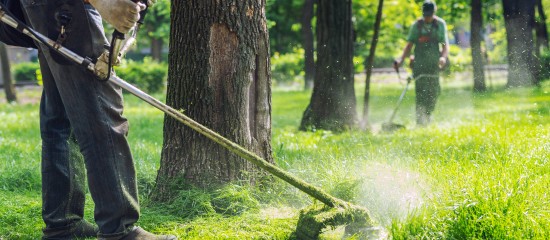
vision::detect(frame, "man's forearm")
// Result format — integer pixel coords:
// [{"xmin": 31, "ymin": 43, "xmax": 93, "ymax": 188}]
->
[
  {"xmin": 440, "ymin": 43, "xmax": 449, "ymax": 58},
  {"xmin": 400, "ymin": 42, "xmax": 413, "ymax": 60}
]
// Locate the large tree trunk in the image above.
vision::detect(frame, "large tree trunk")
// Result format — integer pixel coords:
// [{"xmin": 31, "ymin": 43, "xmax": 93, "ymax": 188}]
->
[
  {"xmin": 302, "ymin": 0, "xmax": 315, "ymax": 90},
  {"xmin": 360, "ymin": 0, "xmax": 384, "ymax": 129},
  {"xmin": 0, "ymin": 44, "xmax": 16, "ymax": 103},
  {"xmin": 471, "ymin": 0, "xmax": 486, "ymax": 92},
  {"xmin": 502, "ymin": 0, "xmax": 537, "ymax": 87},
  {"xmin": 155, "ymin": 0, "xmax": 273, "ymax": 195},
  {"xmin": 300, "ymin": 0, "xmax": 356, "ymax": 131}
]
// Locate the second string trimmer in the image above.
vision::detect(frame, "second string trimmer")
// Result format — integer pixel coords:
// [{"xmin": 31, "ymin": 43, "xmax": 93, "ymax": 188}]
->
[{"xmin": 382, "ymin": 63, "xmax": 411, "ymax": 132}]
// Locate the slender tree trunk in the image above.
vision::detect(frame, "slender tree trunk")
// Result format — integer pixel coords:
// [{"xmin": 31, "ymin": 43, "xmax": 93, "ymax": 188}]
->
[
  {"xmin": 150, "ymin": 37, "xmax": 163, "ymax": 62},
  {"xmin": 502, "ymin": 0, "xmax": 537, "ymax": 87},
  {"xmin": 155, "ymin": 0, "xmax": 272, "ymax": 195},
  {"xmin": 535, "ymin": 0, "xmax": 549, "ymax": 53},
  {"xmin": 360, "ymin": 0, "xmax": 384, "ymax": 129},
  {"xmin": 0, "ymin": 44, "xmax": 16, "ymax": 103},
  {"xmin": 471, "ymin": 0, "xmax": 486, "ymax": 92},
  {"xmin": 302, "ymin": 0, "xmax": 315, "ymax": 90},
  {"xmin": 534, "ymin": 0, "xmax": 548, "ymax": 84},
  {"xmin": 300, "ymin": 0, "xmax": 356, "ymax": 131}
]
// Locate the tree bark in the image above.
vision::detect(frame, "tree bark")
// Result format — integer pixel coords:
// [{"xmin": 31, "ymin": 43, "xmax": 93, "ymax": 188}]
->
[
  {"xmin": 302, "ymin": 0, "xmax": 315, "ymax": 90},
  {"xmin": 155, "ymin": 0, "xmax": 272, "ymax": 194},
  {"xmin": 471, "ymin": 0, "xmax": 486, "ymax": 92},
  {"xmin": 502, "ymin": 0, "xmax": 537, "ymax": 87},
  {"xmin": 360, "ymin": 0, "xmax": 384, "ymax": 129},
  {"xmin": 300, "ymin": 0, "xmax": 356, "ymax": 131},
  {"xmin": 0, "ymin": 43, "xmax": 16, "ymax": 103}
]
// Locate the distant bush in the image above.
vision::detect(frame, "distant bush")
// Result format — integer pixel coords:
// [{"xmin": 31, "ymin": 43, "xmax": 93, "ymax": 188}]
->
[
  {"xmin": 13, "ymin": 62, "xmax": 40, "ymax": 83},
  {"xmin": 13, "ymin": 58, "xmax": 168, "ymax": 90},
  {"xmin": 354, "ymin": 55, "xmax": 365, "ymax": 73},
  {"xmin": 115, "ymin": 57, "xmax": 167, "ymax": 93},
  {"xmin": 271, "ymin": 48, "xmax": 372, "ymax": 85},
  {"xmin": 447, "ymin": 45, "xmax": 471, "ymax": 73},
  {"xmin": 271, "ymin": 48, "xmax": 305, "ymax": 84}
]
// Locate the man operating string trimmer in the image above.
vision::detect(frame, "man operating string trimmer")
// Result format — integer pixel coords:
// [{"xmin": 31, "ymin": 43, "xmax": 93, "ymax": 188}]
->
[
  {"xmin": 394, "ymin": 1, "xmax": 450, "ymax": 126},
  {"xmin": 2, "ymin": 0, "xmax": 385, "ymax": 237},
  {"xmin": 0, "ymin": 0, "xmax": 175, "ymax": 239}
]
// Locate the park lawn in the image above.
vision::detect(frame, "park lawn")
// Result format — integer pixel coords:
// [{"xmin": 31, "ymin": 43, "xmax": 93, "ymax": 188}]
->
[{"xmin": 0, "ymin": 78, "xmax": 549, "ymax": 239}]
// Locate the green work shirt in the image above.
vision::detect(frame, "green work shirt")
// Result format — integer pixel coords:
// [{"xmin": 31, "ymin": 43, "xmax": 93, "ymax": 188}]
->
[{"xmin": 407, "ymin": 16, "xmax": 449, "ymax": 73}]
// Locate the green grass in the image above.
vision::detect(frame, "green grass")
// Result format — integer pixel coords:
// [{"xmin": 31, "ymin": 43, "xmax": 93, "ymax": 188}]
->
[{"xmin": 0, "ymin": 78, "xmax": 549, "ymax": 239}]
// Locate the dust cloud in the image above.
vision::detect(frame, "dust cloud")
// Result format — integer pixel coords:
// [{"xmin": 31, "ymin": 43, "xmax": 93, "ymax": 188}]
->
[{"xmin": 358, "ymin": 162, "xmax": 429, "ymax": 226}]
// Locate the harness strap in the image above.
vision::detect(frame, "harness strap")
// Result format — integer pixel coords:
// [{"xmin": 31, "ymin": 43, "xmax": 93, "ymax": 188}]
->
[{"xmin": 416, "ymin": 18, "xmax": 439, "ymax": 44}]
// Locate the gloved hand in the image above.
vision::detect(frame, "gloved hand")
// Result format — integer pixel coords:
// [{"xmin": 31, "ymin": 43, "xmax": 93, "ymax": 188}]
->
[
  {"xmin": 438, "ymin": 57, "xmax": 447, "ymax": 69},
  {"xmin": 88, "ymin": 0, "xmax": 145, "ymax": 33},
  {"xmin": 393, "ymin": 57, "xmax": 403, "ymax": 70}
]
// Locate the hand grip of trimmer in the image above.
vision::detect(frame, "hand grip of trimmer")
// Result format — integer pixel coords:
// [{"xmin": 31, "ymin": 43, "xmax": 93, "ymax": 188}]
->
[
  {"xmin": 111, "ymin": 0, "xmax": 148, "ymax": 40},
  {"xmin": 105, "ymin": 0, "xmax": 148, "ymax": 81},
  {"xmin": 393, "ymin": 60, "xmax": 402, "ymax": 80}
]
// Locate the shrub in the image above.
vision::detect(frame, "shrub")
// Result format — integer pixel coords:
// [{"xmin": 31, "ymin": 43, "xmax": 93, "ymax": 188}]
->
[
  {"xmin": 13, "ymin": 62, "xmax": 40, "ymax": 83},
  {"xmin": 115, "ymin": 57, "xmax": 167, "ymax": 93},
  {"xmin": 447, "ymin": 45, "xmax": 471, "ymax": 73},
  {"xmin": 271, "ymin": 48, "xmax": 305, "ymax": 84},
  {"xmin": 354, "ymin": 55, "xmax": 365, "ymax": 74}
]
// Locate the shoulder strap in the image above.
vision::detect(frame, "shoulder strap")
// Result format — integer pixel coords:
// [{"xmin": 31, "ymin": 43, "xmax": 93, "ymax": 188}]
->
[
  {"xmin": 416, "ymin": 19, "xmax": 424, "ymax": 31},
  {"xmin": 417, "ymin": 18, "xmax": 440, "ymax": 30},
  {"xmin": 432, "ymin": 17, "xmax": 440, "ymax": 29}
]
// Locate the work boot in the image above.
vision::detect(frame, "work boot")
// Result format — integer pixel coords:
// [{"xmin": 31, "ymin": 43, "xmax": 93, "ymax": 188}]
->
[
  {"xmin": 43, "ymin": 220, "xmax": 99, "ymax": 240},
  {"xmin": 118, "ymin": 226, "xmax": 177, "ymax": 240}
]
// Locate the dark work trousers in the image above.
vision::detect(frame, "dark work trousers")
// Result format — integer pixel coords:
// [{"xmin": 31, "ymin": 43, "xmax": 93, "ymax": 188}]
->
[
  {"xmin": 19, "ymin": 0, "xmax": 140, "ymax": 238},
  {"xmin": 413, "ymin": 71, "xmax": 440, "ymax": 125},
  {"xmin": 413, "ymin": 42, "xmax": 441, "ymax": 125}
]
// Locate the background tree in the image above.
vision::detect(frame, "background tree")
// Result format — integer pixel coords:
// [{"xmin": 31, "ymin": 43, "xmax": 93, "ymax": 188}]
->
[
  {"xmin": 471, "ymin": 0, "xmax": 486, "ymax": 92},
  {"xmin": 265, "ymin": 0, "xmax": 543, "ymax": 91},
  {"xmin": 353, "ymin": 0, "xmax": 418, "ymax": 71},
  {"xmin": 436, "ymin": 0, "xmax": 471, "ymax": 24},
  {"xmin": 302, "ymin": 0, "xmax": 315, "ymax": 90},
  {"xmin": 142, "ymin": 0, "xmax": 170, "ymax": 61},
  {"xmin": 535, "ymin": 0, "xmax": 549, "ymax": 54},
  {"xmin": 300, "ymin": 0, "xmax": 356, "ymax": 131},
  {"xmin": 155, "ymin": 0, "xmax": 273, "ymax": 195},
  {"xmin": 0, "ymin": 44, "xmax": 16, "ymax": 103},
  {"xmin": 502, "ymin": 0, "xmax": 538, "ymax": 87},
  {"xmin": 266, "ymin": 0, "xmax": 302, "ymax": 54},
  {"xmin": 360, "ymin": 0, "xmax": 384, "ymax": 129}
]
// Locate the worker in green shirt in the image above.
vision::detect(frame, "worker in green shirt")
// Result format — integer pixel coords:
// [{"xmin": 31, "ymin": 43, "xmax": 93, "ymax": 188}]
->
[{"xmin": 394, "ymin": 0, "xmax": 449, "ymax": 126}]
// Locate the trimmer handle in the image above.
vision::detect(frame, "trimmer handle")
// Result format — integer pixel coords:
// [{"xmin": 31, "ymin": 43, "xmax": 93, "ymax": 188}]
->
[
  {"xmin": 106, "ymin": 0, "xmax": 149, "ymax": 81},
  {"xmin": 393, "ymin": 60, "xmax": 402, "ymax": 80}
]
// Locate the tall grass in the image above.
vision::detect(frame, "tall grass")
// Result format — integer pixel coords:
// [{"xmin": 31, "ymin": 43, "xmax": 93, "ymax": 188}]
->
[{"xmin": 0, "ymin": 79, "xmax": 548, "ymax": 239}]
